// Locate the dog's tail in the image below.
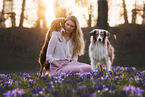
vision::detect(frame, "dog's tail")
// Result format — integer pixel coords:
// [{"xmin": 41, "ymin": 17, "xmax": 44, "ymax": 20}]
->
[{"xmin": 38, "ymin": 31, "xmax": 51, "ymax": 76}]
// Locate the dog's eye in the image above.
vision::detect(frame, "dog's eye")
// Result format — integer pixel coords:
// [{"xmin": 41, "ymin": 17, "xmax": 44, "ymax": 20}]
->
[
  {"xmin": 96, "ymin": 33, "xmax": 99, "ymax": 36},
  {"xmin": 70, "ymin": 25, "xmax": 75, "ymax": 28},
  {"xmin": 101, "ymin": 33, "xmax": 104, "ymax": 36}
]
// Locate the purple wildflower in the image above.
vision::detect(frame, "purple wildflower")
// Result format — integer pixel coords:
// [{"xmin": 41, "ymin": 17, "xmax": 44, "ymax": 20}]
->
[
  {"xmin": 123, "ymin": 86, "xmax": 130, "ymax": 94},
  {"xmin": 136, "ymin": 87, "xmax": 144, "ymax": 96},
  {"xmin": 3, "ymin": 91, "xmax": 12, "ymax": 97},
  {"xmin": 73, "ymin": 81, "xmax": 78, "ymax": 85},
  {"xmin": 92, "ymin": 92, "xmax": 97, "ymax": 97},
  {"xmin": 18, "ymin": 90, "xmax": 24, "ymax": 97},
  {"xmin": 11, "ymin": 88, "xmax": 19, "ymax": 97}
]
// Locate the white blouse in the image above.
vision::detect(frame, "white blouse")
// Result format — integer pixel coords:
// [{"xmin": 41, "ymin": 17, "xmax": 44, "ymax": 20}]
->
[{"xmin": 46, "ymin": 31, "xmax": 78, "ymax": 63}]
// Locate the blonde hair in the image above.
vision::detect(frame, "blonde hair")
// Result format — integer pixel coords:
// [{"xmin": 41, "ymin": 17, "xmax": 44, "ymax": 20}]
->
[{"xmin": 65, "ymin": 15, "xmax": 85, "ymax": 56}]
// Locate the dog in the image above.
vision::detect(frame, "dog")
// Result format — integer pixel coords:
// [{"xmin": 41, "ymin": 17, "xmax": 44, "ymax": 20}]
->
[
  {"xmin": 89, "ymin": 29, "xmax": 115, "ymax": 72},
  {"xmin": 38, "ymin": 18, "xmax": 65, "ymax": 76}
]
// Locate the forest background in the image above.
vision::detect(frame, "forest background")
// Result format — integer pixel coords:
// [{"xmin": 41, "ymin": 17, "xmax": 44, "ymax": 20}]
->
[{"xmin": 0, "ymin": 0, "xmax": 145, "ymax": 73}]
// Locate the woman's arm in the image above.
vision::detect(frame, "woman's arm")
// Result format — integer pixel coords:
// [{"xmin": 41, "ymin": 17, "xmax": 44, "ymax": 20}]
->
[
  {"xmin": 46, "ymin": 32, "xmax": 63, "ymax": 68},
  {"xmin": 51, "ymin": 60, "xmax": 62, "ymax": 68},
  {"xmin": 46, "ymin": 34, "xmax": 57, "ymax": 63},
  {"xmin": 72, "ymin": 54, "xmax": 78, "ymax": 62},
  {"xmin": 46, "ymin": 33, "xmax": 61, "ymax": 67}
]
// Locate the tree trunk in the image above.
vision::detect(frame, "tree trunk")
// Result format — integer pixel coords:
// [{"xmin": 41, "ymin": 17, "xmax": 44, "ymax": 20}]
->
[
  {"xmin": 132, "ymin": 9, "xmax": 137, "ymax": 24},
  {"xmin": 88, "ymin": 14, "xmax": 92, "ymax": 27},
  {"xmin": 36, "ymin": 0, "xmax": 47, "ymax": 28},
  {"xmin": 1, "ymin": 0, "xmax": 5, "ymax": 28},
  {"xmin": 19, "ymin": 0, "xmax": 26, "ymax": 27},
  {"xmin": 142, "ymin": 4, "xmax": 145, "ymax": 24},
  {"xmin": 122, "ymin": 0, "xmax": 128, "ymax": 24},
  {"xmin": 97, "ymin": 0, "xmax": 108, "ymax": 30}
]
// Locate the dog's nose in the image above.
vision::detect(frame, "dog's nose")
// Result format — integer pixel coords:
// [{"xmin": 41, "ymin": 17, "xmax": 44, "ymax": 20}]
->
[{"xmin": 99, "ymin": 39, "xmax": 101, "ymax": 41}]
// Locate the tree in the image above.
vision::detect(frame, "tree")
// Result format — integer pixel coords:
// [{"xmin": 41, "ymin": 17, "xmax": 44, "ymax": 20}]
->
[
  {"xmin": 19, "ymin": 0, "xmax": 26, "ymax": 27},
  {"xmin": 76, "ymin": 0, "xmax": 93, "ymax": 27},
  {"xmin": 122, "ymin": 0, "xmax": 129, "ymax": 24},
  {"xmin": 97, "ymin": 0, "xmax": 108, "ymax": 30},
  {"xmin": 53, "ymin": 0, "xmax": 67, "ymax": 18},
  {"xmin": 88, "ymin": 5, "xmax": 93, "ymax": 27},
  {"xmin": 36, "ymin": 0, "xmax": 47, "ymax": 28}
]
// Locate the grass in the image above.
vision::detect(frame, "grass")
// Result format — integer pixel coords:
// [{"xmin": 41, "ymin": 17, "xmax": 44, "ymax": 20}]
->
[{"xmin": 1, "ymin": 66, "xmax": 145, "ymax": 97}]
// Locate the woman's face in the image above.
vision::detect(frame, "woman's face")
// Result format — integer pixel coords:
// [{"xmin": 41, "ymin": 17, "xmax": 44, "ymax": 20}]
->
[{"xmin": 65, "ymin": 20, "xmax": 75, "ymax": 34}]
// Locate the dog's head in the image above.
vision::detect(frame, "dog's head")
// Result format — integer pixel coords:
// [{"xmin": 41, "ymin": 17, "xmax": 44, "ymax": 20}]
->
[
  {"xmin": 90, "ymin": 29, "xmax": 110, "ymax": 43},
  {"xmin": 50, "ymin": 18, "xmax": 65, "ymax": 33}
]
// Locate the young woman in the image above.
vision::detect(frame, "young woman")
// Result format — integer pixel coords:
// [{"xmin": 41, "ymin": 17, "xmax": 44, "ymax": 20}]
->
[{"xmin": 46, "ymin": 15, "xmax": 92, "ymax": 76}]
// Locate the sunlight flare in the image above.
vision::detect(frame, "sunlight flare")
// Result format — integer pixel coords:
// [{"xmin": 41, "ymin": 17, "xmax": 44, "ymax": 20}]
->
[{"xmin": 45, "ymin": 0, "xmax": 55, "ymax": 27}]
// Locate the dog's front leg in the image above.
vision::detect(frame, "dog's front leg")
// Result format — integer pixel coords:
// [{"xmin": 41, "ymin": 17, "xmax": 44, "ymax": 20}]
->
[
  {"xmin": 91, "ymin": 59, "xmax": 97, "ymax": 71},
  {"xmin": 106, "ymin": 60, "xmax": 112, "ymax": 72}
]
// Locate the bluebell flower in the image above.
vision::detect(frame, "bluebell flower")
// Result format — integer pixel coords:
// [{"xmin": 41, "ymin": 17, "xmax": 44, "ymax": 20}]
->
[
  {"xmin": 73, "ymin": 81, "xmax": 78, "ymax": 85},
  {"xmin": 104, "ymin": 87, "xmax": 108, "ymax": 91},
  {"xmin": 123, "ymin": 86, "xmax": 130, "ymax": 94},
  {"xmin": 78, "ymin": 86, "xmax": 86, "ymax": 90},
  {"xmin": 15, "ymin": 81, "xmax": 18, "ymax": 87},
  {"xmin": 132, "ymin": 67, "xmax": 136, "ymax": 71},
  {"xmin": 94, "ymin": 84, "xmax": 102, "ymax": 89},
  {"xmin": 129, "ymin": 77, "xmax": 133, "ymax": 81},
  {"xmin": 39, "ymin": 90, "xmax": 43, "ymax": 94},
  {"xmin": 99, "ymin": 71, "xmax": 103, "ymax": 75},
  {"xmin": 33, "ymin": 93, "xmax": 38, "ymax": 96},
  {"xmin": 18, "ymin": 90, "xmax": 24, "ymax": 97},
  {"xmin": 11, "ymin": 88, "xmax": 19, "ymax": 97},
  {"xmin": 136, "ymin": 87, "xmax": 144, "ymax": 96},
  {"xmin": 142, "ymin": 71, "xmax": 145, "ymax": 73},
  {"xmin": 92, "ymin": 92, "xmax": 97, "ymax": 97},
  {"xmin": 3, "ymin": 91, "xmax": 12, "ymax": 97},
  {"xmin": 87, "ymin": 93, "xmax": 91, "ymax": 97},
  {"xmin": 83, "ymin": 78, "xmax": 87, "ymax": 82},
  {"xmin": 43, "ymin": 70, "xmax": 46, "ymax": 76},
  {"xmin": 0, "ymin": 74, "xmax": 6, "ymax": 77}
]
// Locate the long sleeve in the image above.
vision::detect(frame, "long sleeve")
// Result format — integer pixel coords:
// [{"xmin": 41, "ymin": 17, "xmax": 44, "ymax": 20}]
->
[
  {"xmin": 72, "ymin": 54, "xmax": 78, "ymax": 61},
  {"xmin": 46, "ymin": 34, "xmax": 58, "ymax": 63}
]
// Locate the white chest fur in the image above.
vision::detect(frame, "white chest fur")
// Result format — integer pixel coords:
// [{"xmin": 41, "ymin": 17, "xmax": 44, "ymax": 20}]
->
[{"xmin": 89, "ymin": 42, "xmax": 108, "ymax": 61}]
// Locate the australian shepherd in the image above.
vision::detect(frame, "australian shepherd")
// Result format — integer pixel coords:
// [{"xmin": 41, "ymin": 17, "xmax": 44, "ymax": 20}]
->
[
  {"xmin": 38, "ymin": 18, "xmax": 65, "ymax": 76},
  {"xmin": 89, "ymin": 29, "xmax": 115, "ymax": 72}
]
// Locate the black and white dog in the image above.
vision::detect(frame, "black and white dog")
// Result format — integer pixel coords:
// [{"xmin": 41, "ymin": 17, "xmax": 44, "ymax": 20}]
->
[{"xmin": 89, "ymin": 29, "xmax": 115, "ymax": 72}]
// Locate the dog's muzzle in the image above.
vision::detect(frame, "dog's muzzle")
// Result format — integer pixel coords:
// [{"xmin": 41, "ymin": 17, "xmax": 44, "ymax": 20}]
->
[
  {"xmin": 97, "ymin": 38, "xmax": 103, "ymax": 42},
  {"xmin": 61, "ymin": 28, "xmax": 65, "ymax": 33},
  {"xmin": 98, "ymin": 38, "xmax": 102, "ymax": 41}
]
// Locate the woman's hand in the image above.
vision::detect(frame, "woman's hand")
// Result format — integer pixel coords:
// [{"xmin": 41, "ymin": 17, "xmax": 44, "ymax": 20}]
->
[
  {"xmin": 57, "ymin": 64, "xmax": 62, "ymax": 68},
  {"xmin": 51, "ymin": 60, "xmax": 62, "ymax": 68},
  {"xmin": 71, "ymin": 60, "xmax": 76, "ymax": 62}
]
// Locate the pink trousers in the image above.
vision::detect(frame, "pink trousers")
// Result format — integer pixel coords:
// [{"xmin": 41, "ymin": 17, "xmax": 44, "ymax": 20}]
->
[{"xmin": 50, "ymin": 60, "xmax": 92, "ymax": 76}]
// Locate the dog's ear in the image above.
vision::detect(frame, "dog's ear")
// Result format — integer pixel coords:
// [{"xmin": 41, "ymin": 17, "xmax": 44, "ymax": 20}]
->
[
  {"xmin": 51, "ymin": 19, "xmax": 60, "ymax": 31},
  {"xmin": 61, "ymin": 19, "xmax": 65, "ymax": 28},
  {"xmin": 52, "ymin": 18, "xmax": 65, "ymax": 31},
  {"xmin": 104, "ymin": 31, "xmax": 110, "ymax": 37},
  {"xmin": 60, "ymin": 22, "xmax": 65, "ymax": 33},
  {"xmin": 59, "ymin": 19, "xmax": 65, "ymax": 33},
  {"xmin": 90, "ymin": 30, "xmax": 96, "ymax": 36}
]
